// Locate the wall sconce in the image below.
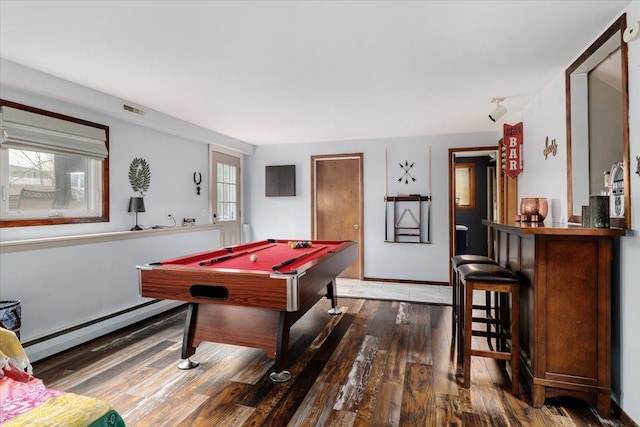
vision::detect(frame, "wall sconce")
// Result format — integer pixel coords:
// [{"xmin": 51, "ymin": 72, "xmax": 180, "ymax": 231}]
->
[
  {"xmin": 128, "ymin": 197, "xmax": 145, "ymax": 231},
  {"xmin": 489, "ymin": 97, "xmax": 507, "ymax": 122}
]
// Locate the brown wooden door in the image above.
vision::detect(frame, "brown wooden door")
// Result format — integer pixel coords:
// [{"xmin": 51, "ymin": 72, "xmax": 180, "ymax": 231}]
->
[{"xmin": 311, "ymin": 154, "xmax": 363, "ymax": 279}]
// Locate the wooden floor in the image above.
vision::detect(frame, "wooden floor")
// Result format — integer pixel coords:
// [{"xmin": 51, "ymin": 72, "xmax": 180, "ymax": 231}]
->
[{"xmin": 33, "ymin": 298, "xmax": 630, "ymax": 426}]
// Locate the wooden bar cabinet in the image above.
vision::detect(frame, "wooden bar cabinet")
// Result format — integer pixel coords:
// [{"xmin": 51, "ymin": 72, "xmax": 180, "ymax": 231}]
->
[{"xmin": 483, "ymin": 221, "xmax": 625, "ymax": 418}]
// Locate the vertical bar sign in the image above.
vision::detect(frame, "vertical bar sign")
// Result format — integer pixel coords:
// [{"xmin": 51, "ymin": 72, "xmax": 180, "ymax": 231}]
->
[{"xmin": 502, "ymin": 122, "xmax": 523, "ymax": 179}]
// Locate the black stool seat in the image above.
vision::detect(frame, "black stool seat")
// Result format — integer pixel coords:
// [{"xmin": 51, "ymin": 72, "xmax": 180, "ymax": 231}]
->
[
  {"xmin": 451, "ymin": 254, "xmax": 496, "ymax": 267},
  {"xmin": 457, "ymin": 264, "xmax": 518, "ymax": 283}
]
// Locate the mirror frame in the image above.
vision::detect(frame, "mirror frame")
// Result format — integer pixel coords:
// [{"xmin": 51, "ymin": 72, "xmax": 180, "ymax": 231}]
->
[{"xmin": 566, "ymin": 13, "xmax": 630, "ymax": 229}]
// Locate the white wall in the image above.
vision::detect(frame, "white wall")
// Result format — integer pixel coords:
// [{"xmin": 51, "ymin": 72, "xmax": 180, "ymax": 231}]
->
[
  {"xmin": 618, "ymin": 2, "xmax": 640, "ymax": 421},
  {"xmin": 518, "ymin": 72, "xmax": 569, "ymax": 224},
  {"xmin": 1, "ymin": 59, "xmax": 252, "ymax": 240},
  {"xmin": 244, "ymin": 132, "xmax": 499, "ymax": 283},
  {"xmin": 0, "ymin": 87, "xmax": 213, "ymax": 238}
]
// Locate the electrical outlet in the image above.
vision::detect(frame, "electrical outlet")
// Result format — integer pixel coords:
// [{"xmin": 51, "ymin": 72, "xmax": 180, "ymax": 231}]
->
[{"xmin": 167, "ymin": 211, "xmax": 172, "ymax": 218}]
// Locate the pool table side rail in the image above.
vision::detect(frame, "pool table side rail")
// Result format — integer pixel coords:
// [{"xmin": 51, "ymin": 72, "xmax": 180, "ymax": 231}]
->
[
  {"xmin": 292, "ymin": 241, "xmax": 357, "ymax": 313},
  {"xmin": 138, "ymin": 267, "xmax": 291, "ymax": 310},
  {"xmin": 270, "ymin": 240, "xmax": 357, "ymax": 277}
]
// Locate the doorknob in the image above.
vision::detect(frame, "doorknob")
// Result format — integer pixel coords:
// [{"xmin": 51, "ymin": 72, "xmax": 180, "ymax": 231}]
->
[{"xmin": 354, "ymin": 224, "xmax": 360, "ymax": 229}]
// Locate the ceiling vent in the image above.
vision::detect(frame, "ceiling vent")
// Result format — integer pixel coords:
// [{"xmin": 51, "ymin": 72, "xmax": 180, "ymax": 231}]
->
[{"xmin": 122, "ymin": 103, "xmax": 145, "ymax": 116}]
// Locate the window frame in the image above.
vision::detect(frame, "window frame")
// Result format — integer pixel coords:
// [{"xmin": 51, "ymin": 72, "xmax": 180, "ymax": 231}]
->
[
  {"xmin": 216, "ymin": 162, "xmax": 238, "ymax": 222},
  {"xmin": 455, "ymin": 162, "xmax": 476, "ymax": 210},
  {"xmin": 0, "ymin": 99, "xmax": 109, "ymax": 228}
]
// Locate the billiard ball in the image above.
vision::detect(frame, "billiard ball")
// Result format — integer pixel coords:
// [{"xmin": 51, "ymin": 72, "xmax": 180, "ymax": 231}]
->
[{"xmin": 250, "ymin": 254, "xmax": 258, "ymax": 262}]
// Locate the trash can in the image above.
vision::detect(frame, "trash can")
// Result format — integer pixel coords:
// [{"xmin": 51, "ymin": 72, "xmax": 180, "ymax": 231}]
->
[
  {"xmin": 455, "ymin": 225, "xmax": 468, "ymax": 255},
  {"xmin": 0, "ymin": 300, "xmax": 22, "ymax": 340}
]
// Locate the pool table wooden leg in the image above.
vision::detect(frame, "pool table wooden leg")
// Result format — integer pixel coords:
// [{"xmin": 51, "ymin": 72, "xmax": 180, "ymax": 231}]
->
[
  {"xmin": 326, "ymin": 280, "xmax": 342, "ymax": 315},
  {"xmin": 178, "ymin": 303, "xmax": 200, "ymax": 370},
  {"xmin": 269, "ymin": 311, "xmax": 292, "ymax": 383}
]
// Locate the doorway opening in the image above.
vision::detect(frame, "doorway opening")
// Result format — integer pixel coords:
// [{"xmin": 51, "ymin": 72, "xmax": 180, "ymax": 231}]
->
[{"xmin": 448, "ymin": 147, "xmax": 499, "ymax": 273}]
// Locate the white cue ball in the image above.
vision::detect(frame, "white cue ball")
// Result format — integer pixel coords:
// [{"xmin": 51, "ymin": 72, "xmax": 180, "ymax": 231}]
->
[{"xmin": 250, "ymin": 254, "xmax": 258, "ymax": 262}]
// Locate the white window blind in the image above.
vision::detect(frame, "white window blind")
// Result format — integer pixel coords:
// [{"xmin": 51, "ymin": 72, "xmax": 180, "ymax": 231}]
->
[{"xmin": 0, "ymin": 106, "xmax": 108, "ymax": 160}]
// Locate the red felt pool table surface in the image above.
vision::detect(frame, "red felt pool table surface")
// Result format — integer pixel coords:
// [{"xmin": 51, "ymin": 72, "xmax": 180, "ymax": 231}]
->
[{"xmin": 158, "ymin": 239, "xmax": 341, "ymax": 274}]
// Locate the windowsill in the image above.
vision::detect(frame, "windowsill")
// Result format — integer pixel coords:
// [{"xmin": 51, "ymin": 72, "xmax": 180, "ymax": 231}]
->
[{"xmin": 0, "ymin": 223, "xmax": 220, "ymax": 253}]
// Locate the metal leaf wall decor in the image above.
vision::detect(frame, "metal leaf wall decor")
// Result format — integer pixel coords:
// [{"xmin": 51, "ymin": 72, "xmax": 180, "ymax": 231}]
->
[{"xmin": 129, "ymin": 157, "xmax": 151, "ymax": 196}]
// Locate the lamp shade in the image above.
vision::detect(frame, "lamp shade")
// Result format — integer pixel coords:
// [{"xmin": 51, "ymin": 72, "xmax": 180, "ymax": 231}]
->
[{"xmin": 128, "ymin": 197, "xmax": 145, "ymax": 213}]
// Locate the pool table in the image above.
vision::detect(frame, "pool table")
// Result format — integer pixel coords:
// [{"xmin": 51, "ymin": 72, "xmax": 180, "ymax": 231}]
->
[{"xmin": 137, "ymin": 239, "xmax": 357, "ymax": 382}]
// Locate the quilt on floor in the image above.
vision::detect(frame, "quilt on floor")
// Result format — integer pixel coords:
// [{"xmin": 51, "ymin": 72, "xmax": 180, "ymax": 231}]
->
[{"xmin": 1, "ymin": 328, "xmax": 126, "ymax": 426}]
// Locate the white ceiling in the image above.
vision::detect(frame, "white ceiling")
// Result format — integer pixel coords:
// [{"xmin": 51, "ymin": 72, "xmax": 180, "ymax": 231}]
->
[{"xmin": 0, "ymin": 1, "xmax": 630, "ymax": 145}]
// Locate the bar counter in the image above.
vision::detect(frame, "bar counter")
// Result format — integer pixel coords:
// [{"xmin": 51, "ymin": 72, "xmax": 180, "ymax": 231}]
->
[
  {"xmin": 484, "ymin": 220, "xmax": 626, "ymax": 236},
  {"xmin": 483, "ymin": 220, "xmax": 625, "ymax": 418}
]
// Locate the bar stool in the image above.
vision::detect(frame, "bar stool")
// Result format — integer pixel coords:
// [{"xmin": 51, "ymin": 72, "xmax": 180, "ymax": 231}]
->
[
  {"xmin": 450, "ymin": 255, "xmax": 497, "ymax": 359},
  {"xmin": 458, "ymin": 263, "xmax": 520, "ymax": 395}
]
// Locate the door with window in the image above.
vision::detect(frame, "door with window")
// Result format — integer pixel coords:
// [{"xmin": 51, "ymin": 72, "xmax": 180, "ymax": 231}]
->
[{"xmin": 211, "ymin": 150, "xmax": 241, "ymax": 247}]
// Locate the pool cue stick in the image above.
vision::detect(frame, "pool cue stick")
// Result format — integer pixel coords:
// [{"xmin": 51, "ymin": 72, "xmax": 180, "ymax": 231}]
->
[
  {"xmin": 384, "ymin": 148, "xmax": 388, "ymax": 241},
  {"xmin": 427, "ymin": 146, "xmax": 432, "ymax": 242},
  {"xmin": 272, "ymin": 245, "xmax": 328, "ymax": 271},
  {"xmin": 199, "ymin": 243, "xmax": 277, "ymax": 266}
]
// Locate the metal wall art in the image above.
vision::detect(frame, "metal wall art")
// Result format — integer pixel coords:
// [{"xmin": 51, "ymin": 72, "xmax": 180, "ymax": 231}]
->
[
  {"xmin": 129, "ymin": 157, "xmax": 151, "ymax": 196},
  {"xmin": 193, "ymin": 172, "xmax": 202, "ymax": 195},
  {"xmin": 398, "ymin": 161, "xmax": 416, "ymax": 184},
  {"xmin": 543, "ymin": 136, "xmax": 558, "ymax": 159}
]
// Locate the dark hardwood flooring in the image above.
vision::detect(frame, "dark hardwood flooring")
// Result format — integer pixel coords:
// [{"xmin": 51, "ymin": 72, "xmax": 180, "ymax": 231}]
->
[{"xmin": 33, "ymin": 298, "xmax": 631, "ymax": 426}]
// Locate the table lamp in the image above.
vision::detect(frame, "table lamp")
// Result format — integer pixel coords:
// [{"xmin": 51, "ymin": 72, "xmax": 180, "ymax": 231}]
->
[{"xmin": 128, "ymin": 197, "xmax": 145, "ymax": 231}]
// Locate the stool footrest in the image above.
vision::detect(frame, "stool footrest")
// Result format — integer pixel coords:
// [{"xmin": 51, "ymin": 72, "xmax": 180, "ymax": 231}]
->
[
  {"xmin": 471, "ymin": 330, "xmax": 508, "ymax": 339},
  {"xmin": 472, "ymin": 304, "xmax": 494, "ymax": 310},
  {"xmin": 471, "ymin": 317, "xmax": 499, "ymax": 324},
  {"xmin": 471, "ymin": 349, "xmax": 512, "ymax": 361}
]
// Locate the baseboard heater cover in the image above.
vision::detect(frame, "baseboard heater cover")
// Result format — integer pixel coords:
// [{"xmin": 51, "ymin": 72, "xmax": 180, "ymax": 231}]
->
[{"xmin": 22, "ymin": 299, "xmax": 165, "ymax": 348}]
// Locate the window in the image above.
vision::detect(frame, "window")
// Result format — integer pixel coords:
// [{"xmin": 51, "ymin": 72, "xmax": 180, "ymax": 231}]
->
[
  {"xmin": 216, "ymin": 163, "xmax": 237, "ymax": 221},
  {"xmin": 455, "ymin": 163, "xmax": 476, "ymax": 210},
  {"xmin": 0, "ymin": 100, "xmax": 109, "ymax": 227}
]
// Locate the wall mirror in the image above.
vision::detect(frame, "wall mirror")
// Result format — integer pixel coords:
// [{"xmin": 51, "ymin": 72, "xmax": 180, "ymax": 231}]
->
[{"xmin": 566, "ymin": 13, "xmax": 630, "ymax": 228}]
